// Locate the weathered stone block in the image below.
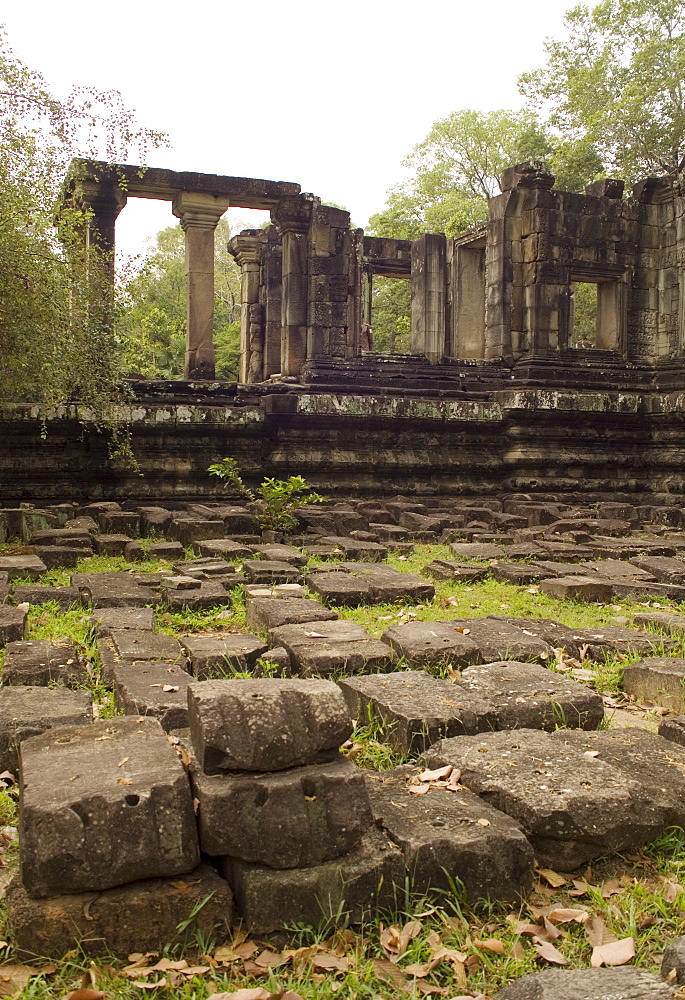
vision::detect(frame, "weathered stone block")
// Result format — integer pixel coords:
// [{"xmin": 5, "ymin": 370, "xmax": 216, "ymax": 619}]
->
[
  {"xmin": 423, "ymin": 560, "xmax": 489, "ymax": 582},
  {"xmin": 91, "ymin": 534, "xmax": 134, "ymax": 557},
  {"xmin": 622, "ymin": 656, "xmax": 685, "ymax": 713},
  {"xmin": 459, "ymin": 661, "xmax": 604, "ymax": 731},
  {"xmin": 191, "ymin": 752, "xmax": 371, "ymax": 865},
  {"xmin": 11, "ymin": 585, "xmax": 80, "ymax": 609},
  {"xmin": 449, "ymin": 618, "xmax": 553, "ymax": 664},
  {"xmin": 3, "ymin": 640, "xmax": 87, "ymax": 687},
  {"xmin": 659, "ymin": 715, "xmax": 685, "ymax": 747},
  {"xmin": 98, "ymin": 629, "xmax": 186, "ymax": 684},
  {"xmin": 493, "ymin": 967, "xmax": 675, "ymax": 1000},
  {"xmin": 449, "ymin": 542, "xmax": 506, "ymax": 560},
  {"xmin": 0, "ymin": 555, "xmax": 46, "ymax": 581},
  {"xmin": 306, "ymin": 570, "xmax": 372, "ymax": 606},
  {"xmin": 552, "ymin": 727, "xmax": 685, "ymax": 829},
  {"xmin": 145, "ymin": 540, "xmax": 185, "ymax": 560},
  {"xmin": 90, "ymin": 607, "xmax": 155, "ymax": 636},
  {"xmin": 194, "ymin": 538, "xmax": 255, "ymax": 560},
  {"xmin": 318, "ymin": 536, "xmax": 388, "ymax": 561},
  {"xmin": 245, "ymin": 596, "xmax": 337, "ymax": 631},
  {"xmin": 222, "ymin": 827, "xmax": 404, "ymax": 934},
  {"xmin": 336, "ymin": 562, "xmax": 434, "ymax": 603},
  {"xmin": 338, "ymin": 670, "xmax": 496, "ymax": 753},
  {"xmin": 250, "ymin": 543, "xmax": 308, "ymax": 566},
  {"xmin": 20, "ymin": 717, "xmax": 199, "ymax": 896},
  {"xmin": 6, "ymin": 863, "xmax": 232, "ymax": 958},
  {"xmin": 180, "ymin": 633, "xmax": 268, "ymax": 678},
  {"xmin": 0, "ymin": 607, "xmax": 28, "ymax": 647},
  {"xmin": 161, "ymin": 581, "xmax": 231, "ymax": 611},
  {"xmin": 32, "ymin": 545, "xmax": 84, "ymax": 569},
  {"xmin": 73, "ymin": 572, "xmax": 157, "ymax": 608},
  {"xmin": 168, "ymin": 518, "xmax": 225, "ymax": 546},
  {"xmin": 0, "ymin": 686, "xmax": 92, "ymax": 774},
  {"xmin": 381, "ymin": 620, "xmax": 481, "ymax": 669},
  {"xmin": 268, "ymin": 620, "xmax": 397, "ymax": 676},
  {"xmin": 662, "ymin": 936, "xmax": 685, "ymax": 984},
  {"xmin": 365, "ymin": 766, "xmax": 534, "ymax": 902},
  {"xmin": 187, "ymin": 678, "xmax": 352, "ymax": 774},
  {"xmin": 424, "ymin": 729, "xmax": 662, "ymax": 870},
  {"xmin": 112, "ymin": 662, "xmax": 193, "ymax": 731},
  {"xmin": 242, "ymin": 559, "xmax": 302, "ymax": 584},
  {"xmin": 540, "ymin": 575, "xmax": 614, "ymax": 602}
]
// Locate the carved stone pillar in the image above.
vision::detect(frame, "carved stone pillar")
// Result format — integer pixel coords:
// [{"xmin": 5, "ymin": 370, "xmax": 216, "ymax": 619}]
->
[
  {"xmin": 74, "ymin": 177, "xmax": 128, "ymax": 283},
  {"xmin": 173, "ymin": 192, "xmax": 230, "ymax": 380},
  {"xmin": 411, "ymin": 233, "xmax": 447, "ymax": 362},
  {"xmin": 228, "ymin": 230, "xmax": 266, "ymax": 383},
  {"xmin": 271, "ymin": 195, "xmax": 313, "ymax": 377}
]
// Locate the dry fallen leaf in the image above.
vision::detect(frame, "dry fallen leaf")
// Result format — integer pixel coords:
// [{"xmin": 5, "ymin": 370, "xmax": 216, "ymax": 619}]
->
[
  {"xmin": 533, "ymin": 939, "xmax": 567, "ymax": 964},
  {"xmin": 418, "ymin": 765, "xmax": 452, "ymax": 783},
  {"xmin": 206, "ymin": 990, "xmax": 272, "ymax": 1000},
  {"xmin": 591, "ymin": 937, "xmax": 635, "ymax": 967},
  {"xmin": 409, "ymin": 783, "xmax": 430, "ymax": 796},
  {"xmin": 62, "ymin": 991, "xmax": 106, "ymax": 1000},
  {"xmin": 584, "ymin": 914, "xmax": 617, "ymax": 949},
  {"xmin": 537, "ymin": 868, "xmax": 568, "ymax": 888},
  {"xmin": 473, "ymin": 938, "xmax": 505, "ymax": 954}
]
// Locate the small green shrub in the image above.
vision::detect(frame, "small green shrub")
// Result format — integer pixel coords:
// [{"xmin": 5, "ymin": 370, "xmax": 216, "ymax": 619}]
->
[{"xmin": 208, "ymin": 457, "xmax": 325, "ymax": 534}]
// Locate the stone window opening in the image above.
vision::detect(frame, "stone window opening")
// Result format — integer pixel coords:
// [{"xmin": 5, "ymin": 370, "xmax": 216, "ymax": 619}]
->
[
  {"xmin": 569, "ymin": 272, "xmax": 624, "ymax": 352},
  {"xmin": 366, "ymin": 272, "xmax": 411, "ymax": 354}
]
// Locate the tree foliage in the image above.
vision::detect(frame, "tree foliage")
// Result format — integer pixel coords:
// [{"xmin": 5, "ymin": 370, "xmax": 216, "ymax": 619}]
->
[
  {"xmin": 117, "ymin": 219, "xmax": 241, "ymax": 380},
  {"xmin": 519, "ymin": 0, "xmax": 685, "ymax": 180},
  {"xmin": 0, "ymin": 28, "xmax": 166, "ymax": 423}
]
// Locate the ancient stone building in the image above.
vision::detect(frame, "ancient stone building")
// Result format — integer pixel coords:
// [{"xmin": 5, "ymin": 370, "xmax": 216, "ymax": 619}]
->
[{"xmin": 3, "ymin": 157, "xmax": 685, "ymax": 500}]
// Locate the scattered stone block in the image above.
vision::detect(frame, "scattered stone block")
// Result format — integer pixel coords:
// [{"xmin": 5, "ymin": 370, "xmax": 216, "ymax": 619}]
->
[
  {"xmin": 138, "ymin": 507, "xmax": 173, "ymax": 537},
  {"xmin": 622, "ymin": 657, "xmax": 685, "ymax": 713},
  {"xmin": 576, "ymin": 625, "xmax": 673, "ymax": 661},
  {"xmin": 540, "ymin": 575, "xmax": 614, "ymax": 602},
  {"xmin": 168, "ymin": 518, "xmax": 225, "ymax": 546},
  {"xmin": 610, "ymin": 579, "xmax": 685, "ymax": 601},
  {"xmin": 190, "ymin": 752, "xmax": 371, "ymax": 865},
  {"xmin": 0, "ymin": 606, "xmax": 26, "ymax": 647},
  {"xmin": 187, "ymin": 678, "xmax": 352, "ymax": 774},
  {"xmin": 268, "ymin": 620, "xmax": 397, "ymax": 676},
  {"xmin": 551, "ymin": 727, "xmax": 685, "ymax": 829},
  {"xmin": 250, "ymin": 543, "xmax": 308, "ymax": 566},
  {"xmin": 124, "ymin": 541, "xmax": 146, "ymax": 562},
  {"xmin": 629, "ymin": 555, "xmax": 685, "ymax": 583},
  {"xmin": 3, "ymin": 640, "xmax": 87, "ymax": 687},
  {"xmin": 306, "ymin": 570, "xmax": 372, "ymax": 606},
  {"xmin": 91, "ymin": 534, "xmax": 134, "ymax": 557},
  {"xmin": 180, "ymin": 633, "xmax": 268, "ymax": 679},
  {"xmin": 32, "ymin": 545, "xmax": 84, "ymax": 569},
  {"xmin": 145, "ymin": 540, "xmax": 185, "ymax": 560},
  {"xmin": 583, "ymin": 558, "xmax": 656, "ymax": 580},
  {"xmin": 193, "ymin": 538, "xmax": 254, "ymax": 560},
  {"xmin": 6, "ymin": 863, "xmax": 232, "ymax": 958},
  {"xmin": 245, "ymin": 596, "xmax": 337, "ymax": 631},
  {"xmin": 318, "ymin": 536, "xmax": 388, "ymax": 561},
  {"xmin": 491, "ymin": 564, "xmax": 553, "ymax": 584},
  {"xmin": 173, "ymin": 556, "xmax": 240, "ymax": 579},
  {"xmin": 98, "ymin": 511, "xmax": 140, "ymax": 536},
  {"xmin": 365, "ymin": 765, "xmax": 534, "ymax": 903},
  {"xmin": 449, "ymin": 542, "xmax": 505, "ymax": 560},
  {"xmin": 11, "ymin": 585, "xmax": 80, "ymax": 609},
  {"xmin": 459, "ymin": 661, "xmax": 604, "ymax": 731},
  {"xmin": 19, "ymin": 716, "xmax": 199, "ymax": 896},
  {"xmin": 369, "ymin": 523, "xmax": 409, "ymax": 541},
  {"xmin": 163, "ymin": 575, "xmax": 201, "ymax": 590},
  {"xmin": 244, "ymin": 583, "xmax": 308, "ymax": 599},
  {"xmin": 90, "ymin": 607, "xmax": 155, "ymax": 636},
  {"xmin": 161, "ymin": 581, "xmax": 231, "ymax": 611},
  {"xmin": 30, "ymin": 528, "xmax": 92, "ymax": 549},
  {"xmin": 486, "ymin": 615, "xmax": 588, "ymax": 659},
  {"xmin": 337, "ymin": 562, "xmax": 434, "ymax": 603},
  {"xmin": 634, "ymin": 611, "xmax": 685, "ymax": 637},
  {"xmin": 0, "ymin": 686, "xmax": 92, "ymax": 774},
  {"xmin": 381, "ymin": 621, "xmax": 481, "ymax": 669},
  {"xmin": 0, "ymin": 555, "xmax": 46, "ymax": 581},
  {"xmin": 493, "ymin": 967, "xmax": 675, "ymax": 1000},
  {"xmin": 658, "ymin": 716, "xmax": 685, "ymax": 747},
  {"xmin": 222, "ymin": 826, "xmax": 403, "ymax": 934},
  {"xmin": 255, "ymin": 646, "xmax": 291, "ymax": 674},
  {"xmin": 422, "ymin": 559, "xmax": 489, "ymax": 582},
  {"xmin": 242, "ymin": 559, "xmax": 302, "ymax": 584},
  {"xmin": 448, "ymin": 618, "xmax": 553, "ymax": 664},
  {"xmin": 338, "ymin": 670, "xmax": 496, "ymax": 754},
  {"xmin": 98, "ymin": 629, "xmax": 186, "ymax": 684},
  {"xmin": 73, "ymin": 572, "xmax": 157, "ymax": 608},
  {"xmin": 423, "ymin": 728, "xmax": 662, "ymax": 870},
  {"xmin": 112, "ymin": 662, "xmax": 193, "ymax": 731}
]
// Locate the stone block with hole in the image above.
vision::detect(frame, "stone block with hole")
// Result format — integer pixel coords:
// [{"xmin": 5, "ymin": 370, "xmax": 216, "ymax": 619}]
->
[
  {"xmin": 0, "ymin": 686, "xmax": 92, "ymax": 774},
  {"xmin": 190, "ymin": 751, "xmax": 372, "ymax": 866},
  {"xmin": 19, "ymin": 716, "xmax": 199, "ymax": 896},
  {"xmin": 6, "ymin": 862, "xmax": 232, "ymax": 958},
  {"xmin": 187, "ymin": 677, "xmax": 352, "ymax": 774},
  {"xmin": 622, "ymin": 656, "xmax": 685, "ymax": 713},
  {"xmin": 551, "ymin": 727, "xmax": 685, "ymax": 829},
  {"xmin": 268, "ymin": 620, "xmax": 397, "ymax": 677},
  {"xmin": 338, "ymin": 670, "xmax": 497, "ymax": 754},
  {"xmin": 365, "ymin": 765, "xmax": 534, "ymax": 903},
  {"xmin": 180, "ymin": 633, "xmax": 268, "ymax": 679},
  {"xmin": 423, "ymin": 728, "xmax": 663, "ymax": 870},
  {"xmin": 459, "ymin": 661, "xmax": 604, "ymax": 731},
  {"xmin": 3, "ymin": 640, "xmax": 88, "ymax": 688},
  {"xmin": 112, "ymin": 662, "xmax": 194, "ymax": 732},
  {"xmin": 221, "ymin": 826, "xmax": 404, "ymax": 934},
  {"xmin": 245, "ymin": 595, "xmax": 337, "ymax": 631}
]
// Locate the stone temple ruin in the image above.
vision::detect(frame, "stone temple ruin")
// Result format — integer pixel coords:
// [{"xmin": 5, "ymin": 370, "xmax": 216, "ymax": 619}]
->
[{"xmin": 3, "ymin": 160, "xmax": 685, "ymax": 996}]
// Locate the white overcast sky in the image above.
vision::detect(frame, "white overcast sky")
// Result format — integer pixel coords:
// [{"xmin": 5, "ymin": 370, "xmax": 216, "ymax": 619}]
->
[{"xmin": 4, "ymin": 0, "xmax": 578, "ymax": 265}]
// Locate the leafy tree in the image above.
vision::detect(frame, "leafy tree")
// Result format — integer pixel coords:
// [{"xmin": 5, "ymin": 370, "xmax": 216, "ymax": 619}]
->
[
  {"xmin": 117, "ymin": 219, "xmax": 241, "ymax": 380},
  {"xmin": 0, "ymin": 27, "xmax": 166, "ymax": 438},
  {"xmin": 519, "ymin": 0, "xmax": 685, "ymax": 180}
]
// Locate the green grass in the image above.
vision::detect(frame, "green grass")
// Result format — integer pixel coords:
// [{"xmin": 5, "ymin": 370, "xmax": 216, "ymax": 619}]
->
[{"xmin": 2, "ymin": 538, "xmax": 685, "ymax": 996}]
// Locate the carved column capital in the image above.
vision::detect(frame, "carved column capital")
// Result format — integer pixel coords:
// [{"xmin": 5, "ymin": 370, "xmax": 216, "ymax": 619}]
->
[
  {"xmin": 227, "ymin": 230, "xmax": 265, "ymax": 268},
  {"xmin": 270, "ymin": 194, "xmax": 314, "ymax": 235},
  {"xmin": 172, "ymin": 191, "xmax": 231, "ymax": 231}
]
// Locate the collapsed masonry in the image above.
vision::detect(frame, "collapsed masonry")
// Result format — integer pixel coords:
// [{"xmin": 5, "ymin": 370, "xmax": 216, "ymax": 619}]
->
[{"xmin": 62, "ymin": 159, "xmax": 685, "ymax": 383}]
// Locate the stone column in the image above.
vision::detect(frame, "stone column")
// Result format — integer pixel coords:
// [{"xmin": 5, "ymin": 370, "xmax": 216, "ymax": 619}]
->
[
  {"xmin": 271, "ymin": 195, "xmax": 312, "ymax": 377},
  {"xmin": 173, "ymin": 192, "xmax": 231, "ymax": 380},
  {"xmin": 410, "ymin": 233, "xmax": 447, "ymax": 362},
  {"xmin": 74, "ymin": 177, "xmax": 128, "ymax": 283},
  {"xmin": 228, "ymin": 230, "xmax": 266, "ymax": 383},
  {"xmin": 260, "ymin": 226, "xmax": 283, "ymax": 378}
]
